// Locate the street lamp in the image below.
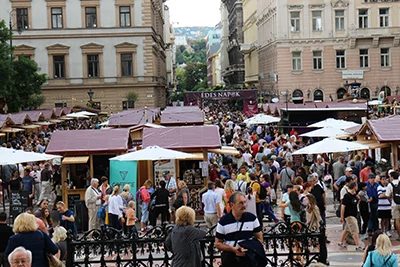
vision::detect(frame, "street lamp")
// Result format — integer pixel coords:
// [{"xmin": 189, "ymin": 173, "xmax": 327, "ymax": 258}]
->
[{"xmin": 87, "ymin": 88, "xmax": 94, "ymax": 102}]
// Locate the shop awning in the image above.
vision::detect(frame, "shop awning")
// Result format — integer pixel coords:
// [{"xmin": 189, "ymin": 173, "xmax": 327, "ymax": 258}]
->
[
  {"xmin": 353, "ymin": 140, "xmax": 390, "ymax": 149},
  {"xmin": 183, "ymin": 152, "xmax": 205, "ymax": 160},
  {"xmin": 0, "ymin": 127, "xmax": 25, "ymax": 133},
  {"xmin": 62, "ymin": 156, "xmax": 89, "ymax": 164},
  {"xmin": 209, "ymin": 146, "xmax": 240, "ymax": 155},
  {"xmin": 49, "ymin": 119, "xmax": 62, "ymax": 123},
  {"xmin": 20, "ymin": 125, "xmax": 41, "ymax": 129}
]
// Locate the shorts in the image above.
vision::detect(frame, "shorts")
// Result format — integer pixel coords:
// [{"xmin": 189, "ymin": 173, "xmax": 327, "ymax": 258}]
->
[
  {"xmin": 378, "ymin": 209, "xmax": 392, "ymax": 219},
  {"xmin": 344, "ymin": 216, "xmax": 359, "ymax": 235},
  {"xmin": 168, "ymin": 195, "xmax": 176, "ymax": 213},
  {"xmin": 141, "ymin": 203, "xmax": 149, "ymax": 223},
  {"xmin": 392, "ymin": 205, "xmax": 400, "ymax": 219}
]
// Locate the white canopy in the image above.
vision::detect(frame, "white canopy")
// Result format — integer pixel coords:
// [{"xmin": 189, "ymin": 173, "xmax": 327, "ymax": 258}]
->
[
  {"xmin": 109, "ymin": 145, "xmax": 197, "ymax": 161},
  {"xmin": 307, "ymin": 118, "xmax": 360, "ymax": 129},
  {"xmin": 0, "ymin": 148, "xmax": 63, "ymax": 165},
  {"xmin": 76, "ymin": 111, "xmax": 97, "ymax": 116},
  {"xmin": 300, "ymin": 127, "xmax": 350, "ymax": 138},
  {"xmin": 292, "ymin": 138, "xmax": 369, "ymax": 155},
  {"xmin": 243, "ymin": 114, "xmax": 280, "ymax": 125},
  {"xmin": 66, "ymin": 113, "xmax": 89, "ymax": 119}
]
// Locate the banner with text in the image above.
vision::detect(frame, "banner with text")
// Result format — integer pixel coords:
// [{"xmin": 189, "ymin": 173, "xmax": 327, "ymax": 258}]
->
[{"xmin": 110, "ymin": 160, "xmax": 137, "ymax": 194}]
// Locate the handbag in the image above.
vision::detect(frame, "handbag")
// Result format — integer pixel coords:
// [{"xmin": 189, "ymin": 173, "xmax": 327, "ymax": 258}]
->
[
  {"xmin": 47, "ymin": 253, "xmax": 65, "ymax": 267},
  {"xmin": 173, "ymin": 196, "xmax": 184, "ymax": 209}
]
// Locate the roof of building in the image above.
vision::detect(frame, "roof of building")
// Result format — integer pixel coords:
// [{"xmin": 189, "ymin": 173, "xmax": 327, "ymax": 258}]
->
[
  {"xmin": 9, "ymin": 113, "xmax": 32, "ymax": 125},
  {"xmin": 108, "ymin": 108, "xmax": 160, "ymax": 127},
  {"xmin": 142, "ymin": 125, "xmax": 221, "ymax": 150},
  {"xmin": 365, "ymin": 116, "xmax": 400, "ymax": 142},
  {"xmin": 262, "ymin": 102, "xmax": 366, "ymax": 115},
  {"xmin": 22, "ymin": 110, "xmax": 45, "ymax": 122},
  {"xmin": 0, "ymin": 115, "xmax": 14, "ymax": 128},
  {"xmin": 46, "ymin": 128, "xmax": 130, "ymax": 155},
  {"xmin": 160, "ymin": 106, "xmax": 204, "ymax": 125}
]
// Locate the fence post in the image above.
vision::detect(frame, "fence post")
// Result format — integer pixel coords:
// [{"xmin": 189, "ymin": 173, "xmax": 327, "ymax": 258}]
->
[
  {"xmin": 318, "ymin": 223, "xmax": 328, "ymax": 264},
  {"xmin": 66, "ymin": 232, "xmax": 74, "ymax": 267}
]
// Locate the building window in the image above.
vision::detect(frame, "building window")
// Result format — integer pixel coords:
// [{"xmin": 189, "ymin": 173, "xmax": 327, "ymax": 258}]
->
[
  {"xmin": 336, "ymin": 50, "xmax": 346, "ymax": 69},
  {"xmin": 360, "ymin": 88, "xmax": 370, "ymax": 99},
  {"xmin": 313, "ymin": 89, "xmax": 324, "ymax": 102},
  {"xmin": 55, "ymin": 102, "xmax": 67, "ymax": 108},
  {"xmin": 87, "ymin": 54, "xmax": 99, "ymax": 77},
  {"xmin": 16, "ymin": 8, "xmax": 29, "ymax": 30},
  {"xmin": 85, "ymin": 7, "xmax": 97, "ymax": 28},
  {"xmin": 121, "ymin": 53, "xmax": 133, "ymax": 76},
  {"xmin": 312, "ymin": 51, "xmax": 322, "ymax": 70},
  {"xmin": 292, "ymin": 89, "xmax": 303, "ymax": 104},
  {"xmin": 359, "ymin": 49, "xmax": 369, "ymax": 68},
  {"xmin": 51, "ymin": 8, "xmax": 63, "ymax": 29},
  {"xmin": 119, "ymin": 6, "xmax": 131, "ymax": 27},
  {"xmin": 381, "ymin": 48, "xmax": 390, "ymax": 67},
  {"xmin": 379, "ymin": 8, "xmax": 389, "ymax": 27},
  {"xmin": 312, "ymin": 11, "xmax": 322, "ymax": 31},
  {"xmin": 292, "ymin": 51, "xmax": 302, "ymax": 71},
  {"xmin": 290, "ymin": 12, "xmax": 300, "ymax": 32},
  {"xmin": 337, "ymin": 88, "xmax": 347, "ymax": 99},
  {"xmin": 122, "ymin": 100, "xmax": 134, "ymax": 110},
  {"xmin": 358, "ymin": 9, "xmax": 368, "ymax": 28},
  {"xmin": 53, "ymin": 55, "xmax": 65, "ymax": 78},
  {"xmin": 335, "ymin": 10, "xmax": 345, "ymax": 30}
]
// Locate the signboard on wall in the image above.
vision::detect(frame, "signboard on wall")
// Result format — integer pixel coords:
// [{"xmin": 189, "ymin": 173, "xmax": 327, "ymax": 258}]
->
[
  {"xmin": 342, "ymin": 70, "xmax": 364, "ymax": 79},
  {"xmin": 110, "ymin": 160, "xmax": 138, "ymax": 194},
  {"xmin": 154, "ymin": 160, "xmax": 176, "ymax": 185}
]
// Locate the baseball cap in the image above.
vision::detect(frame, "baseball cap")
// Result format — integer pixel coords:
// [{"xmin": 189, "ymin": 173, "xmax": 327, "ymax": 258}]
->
[
  {"xmin": 162, "ymin": 171, "xmax": 170, "ymax": 176},
  {"xmin": 345, "ymin": 167, "xmax": 353, "ymax": 172},
  {"xmin": 368, "ymin": 173, "xmax": 376, "ymax": 179}
]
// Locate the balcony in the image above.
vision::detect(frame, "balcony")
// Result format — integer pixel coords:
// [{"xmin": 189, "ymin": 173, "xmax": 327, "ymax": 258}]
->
[
  {"xmin": 44, "ymin": 76, "xmax": 167, "ymax": 87},
  {"xmin": 240, "ymin": 42, "xmax": 258, "ymax": 54},
  {"xmin": 354, "ymin": 27, "xmax": 400, "ymax": 38}
]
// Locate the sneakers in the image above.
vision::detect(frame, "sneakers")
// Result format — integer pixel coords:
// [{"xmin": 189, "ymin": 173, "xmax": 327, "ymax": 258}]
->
[
  {"xmin": 385, "ymin": 231, "xmax": 392, "ymax": 238},
  {"xmin": 361, "ymin": 234, "xmax": 369, "ymax": 240},
  {"xmin": 355, "ymin": 246, "xmax": 364, "ymax": 252},
  {"xmin": 338, "ymin": 242, "xmax": 347, "ymax": 248}
]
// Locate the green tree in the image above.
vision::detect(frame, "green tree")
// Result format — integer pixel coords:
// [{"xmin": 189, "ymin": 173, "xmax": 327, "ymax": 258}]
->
[
  {"xmin": 0, "ymin": 20, "xmax": 47, "ymax": 113},
  {"xmin": 182, "ymin": 62, "xmax": 207, "ymax": 91}
]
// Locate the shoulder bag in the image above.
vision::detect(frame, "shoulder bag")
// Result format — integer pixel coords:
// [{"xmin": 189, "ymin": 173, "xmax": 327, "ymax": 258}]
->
[{"xmin": 40, "ymin": 231, "xmax": 65, "ymax": 267}]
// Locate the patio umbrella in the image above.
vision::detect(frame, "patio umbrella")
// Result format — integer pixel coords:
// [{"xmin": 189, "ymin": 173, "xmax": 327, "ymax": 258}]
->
[
  {"xmin": 66, "ymin": 113, "xmax": 90, "ymax": 119},
  {"xmin": 0, "ymin": 148, "xmax": 62, "ymax": 165},
  {"xmin": 243, "ymin": 114, "xmax": 280, "ymax": 125},
  {"xmin": 307, "ymin": 118, "xmax": 360, "ymax": 129},
  {"xmin": 300, "ymin": 127, "xmax": 350, "ymax": 138},
  {"xmin": 292, "ymin": 138, "xmax": 369, "ymax": 155},
  {"xmin": 109, "ymin": 145, "xmax": 197, "ymax": 161},
  {"xmin": 77, "ymin": 111, "xmax": 97, "ymax": 116}
]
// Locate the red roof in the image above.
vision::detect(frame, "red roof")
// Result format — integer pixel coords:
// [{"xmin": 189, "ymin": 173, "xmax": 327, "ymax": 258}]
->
[
  {"xmin": 9, "ymin": 113, "xmax": 31, "ymax": 125},
  {"xmin": 367, "ymin": 115, "xmax": 400, "ymax": 142},
  {"xmin": 23, "ymin": 110, "xmax": 45, "ymax": 122},
  {"xmin": 143, "ymin": 126, "xmax": 221, "ymax": 150},
  {"xmin": 161, "ymin": 107, "xmax": 204, "ymax": 125},
  {"xmin": 46, "ymin": 128, "xmax": 130, "ymax": 155},
  {"xmin": 109, "ymin": 108, "xmax": 160, "ymax": 127}
]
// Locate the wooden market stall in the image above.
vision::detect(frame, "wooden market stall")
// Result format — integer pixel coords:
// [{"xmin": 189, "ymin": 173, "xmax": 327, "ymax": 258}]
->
[
  {"xmin": 46, "ymin": 128, "xmax": 131, "ymax": 209},
  {"xmin": 354, "ymin": 115, "xmax": 400, "ymax": 169}
]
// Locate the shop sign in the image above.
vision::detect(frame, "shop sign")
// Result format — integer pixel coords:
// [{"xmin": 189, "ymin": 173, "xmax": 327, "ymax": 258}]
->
[
  {"xmin": 342, "ymin": 70, "xmax": 364, "ymax": 79},
  {"xmin": 110, "ymin": 160, "xmax": 137, "ymax": 194}
]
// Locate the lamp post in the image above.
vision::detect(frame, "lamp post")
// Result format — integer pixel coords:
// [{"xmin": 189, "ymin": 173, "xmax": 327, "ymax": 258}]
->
[{"xmin": 87, "ymin": 88, "xmax": 94, "ymax": 102}]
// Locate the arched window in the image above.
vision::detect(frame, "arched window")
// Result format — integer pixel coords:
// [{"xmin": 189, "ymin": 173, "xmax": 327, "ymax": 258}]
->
[
  {"xmin": 360, "ymin": 88, "xmax": 370, "ymax": 99},
  {"xmin": 381, "ymin": 86, "xmax": 391, "ymax": 97},
  {"xmin": 292, "ymin": 89, "xmax": 304, "ymax": 104},
  {"xmin": 337, "ymin": 88, "xmax": 347, "ymax": 100},
  {"xmin": 313, "ymin": 89, "xmax": 324, "ymax": 102}
]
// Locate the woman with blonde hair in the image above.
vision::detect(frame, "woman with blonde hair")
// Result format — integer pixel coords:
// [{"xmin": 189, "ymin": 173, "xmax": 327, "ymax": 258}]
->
[
  {"xmin": 165, "ymin": 206, "xmax": 206, "ymax": 267},
  {"xmin": 52, "ymin": 226, "xmax": 67, "ymax": 261},
  {"xmin": 363, "ymin": 234, "xmax": 398, "ymax": 266},
  {"xmin": 5, "ymin": 213, "xmax": 58, "ymax": 267},
  {"xmin": 108, "ymin": 185, "xmax": 124, "ymax": 230},
  {"xmin": 223, "ymin": 180, "xmax": 235, "ymax": 213},
  {"xmin": 121, "ymin": 184, "xmax": 134, "ymax": 208},
  {"xmin": 174, "ymin": 180, "xmax": 190, "ymax": 210},
  {"xmin": 305, "ymin": 194, "xmax": 321, "ymax": 230}
]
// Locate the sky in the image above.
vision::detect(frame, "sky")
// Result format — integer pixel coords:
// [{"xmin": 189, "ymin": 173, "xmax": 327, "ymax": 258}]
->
[{"xmin": 166, "ymin": 0, "xmax": 221, "ymax": 27}]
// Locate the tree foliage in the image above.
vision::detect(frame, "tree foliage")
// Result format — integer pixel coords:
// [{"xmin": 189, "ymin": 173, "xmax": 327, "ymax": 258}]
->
[{"xmin": 0, "ymin": 20, "xmax": 47, "ymax": 113}]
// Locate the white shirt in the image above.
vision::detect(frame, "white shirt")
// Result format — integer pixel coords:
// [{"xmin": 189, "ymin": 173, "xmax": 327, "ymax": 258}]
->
[
  {"xmin": 30, "ymin": 170, "xmax": 41, "ymax": 183},
  {"xmin": 108, "ymin": 195, "xmax": 124, "ymax": 218},
  {"xmin": 214, "ymin": 187, "xmax": 225, "ymax": 214}
]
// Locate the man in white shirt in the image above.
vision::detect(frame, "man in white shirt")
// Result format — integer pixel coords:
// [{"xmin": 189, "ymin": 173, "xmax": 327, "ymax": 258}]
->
[
  {"xmin": 202, "ymin": 182, "xmax": 221, "ymax": 232},
  {"xmin": 30, "ymin": 165, "xmax": 41, "ymax": 204},
  {"xmin": 85, "ymin": 178, "xmax": 102, "ymax": 231},
  {"xmin": 385, "ymin": 171, "xmax": 400, "ymax": 241},
  {"xmin": 163, "ymin": 171, "xmax": 177, "ymax": 223}
]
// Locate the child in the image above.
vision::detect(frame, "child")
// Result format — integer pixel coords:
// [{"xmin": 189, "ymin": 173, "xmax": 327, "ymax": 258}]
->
[{"xmin": 126, "ymin": 201, "xmax": 138, "ymax": 238}]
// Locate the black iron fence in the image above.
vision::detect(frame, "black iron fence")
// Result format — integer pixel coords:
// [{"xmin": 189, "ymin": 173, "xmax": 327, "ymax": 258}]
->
[{"xmin": 66, "ymin": 221, "xmax": 327, "ymax": 267}]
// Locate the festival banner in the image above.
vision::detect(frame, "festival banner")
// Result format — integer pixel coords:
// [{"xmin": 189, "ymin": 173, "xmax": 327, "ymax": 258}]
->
[{"xmin": 109, "ymin": 160, "xmax": 137, "ymax": 194}]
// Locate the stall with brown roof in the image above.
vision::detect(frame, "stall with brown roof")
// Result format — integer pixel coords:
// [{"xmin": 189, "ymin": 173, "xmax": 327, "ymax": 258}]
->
[
  {"xmin": 46, "ymin": 128, "xmax": 131, "ymax": 207},
  {"xmin": 108, "ymin": 108, "xmax": 160, "ymax": 128},
  {"xmin": 160, "ymin": 106, "xmax": 204, "ymax": 126}
]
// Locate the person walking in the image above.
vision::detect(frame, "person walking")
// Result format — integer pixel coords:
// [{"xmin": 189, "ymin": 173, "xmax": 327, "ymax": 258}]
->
[
  {"xmin": 0, "ymin": 212, "xmax": 13, "ymax": 267},
  {"xmin": 150, "ymin": 180, "xmax": 169, "ymax": 226},
  {"xmin": 366, "ymin": 173, "xmax": 379, "ymax": 236},
  {"xmin": 108, "ymin": 186, "xmax": 124, "ymax": 230},
  {"xmin": 38, "ymin": 163, "xmax": 52, "ymax": 204},
  {"xmin": 165, "ymin": 206, "xmax": 207, "ymax": 267},
  {"xmin": 163, "ymin": 171, "xmax": 177, "ymax": 223},
  {"xmin": 363, "ymin": 234, "xmax": 398, "ymax": 267},
  {"xmin": 84, "ymin": 178, "xmax": 102, "ymax": 231},
  {"xmin": 338, "ymin": 182, "xmax": 364, "ymax": 251},
  {"xmin": 280, "ymin": 161, "xmax": 295, "ymax": 193},
  {"xmin": 202, "ymin": 182, "xmax": 222, "ymax": 232},
  {"xmin": 385, "ymin": 171, "xmax": 400, "ymax": 241},
  {"xmin": 215, "ymin": 191, "xmax": 263, "ymax": 267},
  {"xmin": 249, "ymin": 172, "xmax": 263, "ymax": 227},
  {"xmin": 377, "ymin": 176, "xmax": 392, "ymax": 237},
  {"xmin": 138, "ymin": 180, "xmax": 152, "ymax": 233}
]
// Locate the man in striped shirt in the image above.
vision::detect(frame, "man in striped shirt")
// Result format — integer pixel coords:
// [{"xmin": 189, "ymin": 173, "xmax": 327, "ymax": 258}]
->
[
  {"xmin": 215, "ymin": 191, "xmax": 263, "ymax": 267},
  {"xmin": 377, "ymin": 176, "xmax": 392, "ymax": 236}
]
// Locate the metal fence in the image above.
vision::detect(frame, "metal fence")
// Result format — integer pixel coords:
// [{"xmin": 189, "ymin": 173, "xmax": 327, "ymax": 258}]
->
[{"xmin": 66, "ymin": 221, "xmax": 327, "ymax": 267}]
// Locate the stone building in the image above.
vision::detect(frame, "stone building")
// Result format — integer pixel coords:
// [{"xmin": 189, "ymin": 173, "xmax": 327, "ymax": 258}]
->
[
  {"xmin": 257, "ymin": 0, "xmax": 400, "ymax": 103},
  {"xmin": 1, "ymin": 0, "xmax": 169, "ymax": 111},
  {"xmin": 206, "ymin": 25, "xmax": 222, "ymax": 88},
  {"xmin": 221, "ymin": 0, "xmax": 245, "ymax": 87}
]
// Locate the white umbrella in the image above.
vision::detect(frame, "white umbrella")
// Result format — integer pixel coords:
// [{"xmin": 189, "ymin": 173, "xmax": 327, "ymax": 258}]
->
[
  {"xmin": 66, "ymin": 113, "xmax": 89, "ymax": 119},
  {"xmin": 99, "ymin": 120, "xmax": 109, "ymax": 126},
  {"xmin": 243, "ymin": 114, "xmax": 280, "ymax": 125},
  {"xmin": 300, "ymin": 127, "xmax": 350, "ymax": 138},
  {"xmin": 77, "ymin": 111, "xmax": 97, "ymax": 116},
  {"xmin": 292, "ymin": 138, "xmax": 369, "ymax": 155},
  {"xmin": 0, "ymin": 148, "xmax": 62, "ymax": 165},
  {"xmin": 308, "ymin": 118, "xmax": 360, "ymax": 129},
  {"xmin": 109, "ymin": 145, "xmax": 197, "ymax": 161}
]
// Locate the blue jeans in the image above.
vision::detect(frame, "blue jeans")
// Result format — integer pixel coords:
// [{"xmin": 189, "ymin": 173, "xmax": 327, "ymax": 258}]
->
[
  {"xmin": 261, "ymin": 202, "xmax": 278, "ymax": 222},
  {"xmin": 141, "ymin": 203, "xmax": 149, "ymax": 223},
  {"xmin": 368, "ymin": 203, "xmax": 379, "ymax": 233}
]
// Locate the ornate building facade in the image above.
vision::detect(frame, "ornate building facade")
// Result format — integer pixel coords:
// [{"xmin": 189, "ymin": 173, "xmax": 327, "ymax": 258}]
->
[{"xmin": 1, "ymin": 0, "xmax": 169, "ymax": 111}]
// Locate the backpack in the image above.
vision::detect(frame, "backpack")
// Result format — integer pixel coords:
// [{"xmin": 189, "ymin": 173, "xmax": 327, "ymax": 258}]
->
[
  {"xmin": 136, "ymin": 187, "xmax": 150, "ymax": 204},
  {"xmin": 391, "ymin": 182, "xmax": 400, "ymax": 205},
  {"xmin": 254, "ymin": 182, "xmax": 267, "ymax": 200},
  {"xmin": 97, "ymin": 205, "xmax": 106, "ymax": 220}
]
